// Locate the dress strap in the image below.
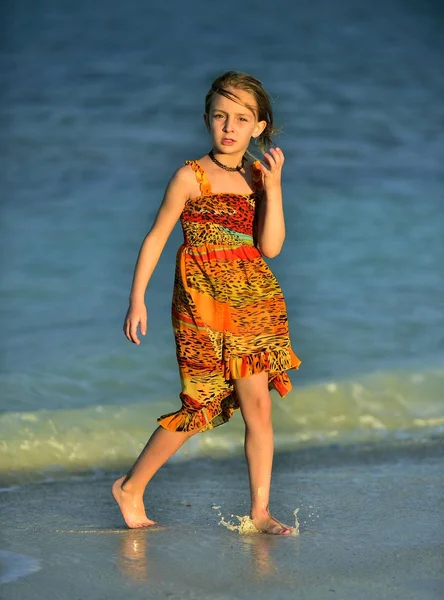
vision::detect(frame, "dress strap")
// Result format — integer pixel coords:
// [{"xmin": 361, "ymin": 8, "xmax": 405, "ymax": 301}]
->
[
  {"xmin": 251, "ymin": 160, "xmax": 264, "ymax": 195},
  {"xmin": 185, "ymin": 160, "xmax": 212, "ymax": 196}
]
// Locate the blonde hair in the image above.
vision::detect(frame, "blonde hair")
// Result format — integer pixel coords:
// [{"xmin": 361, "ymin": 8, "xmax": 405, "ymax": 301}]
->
[{"xmin": 205, "ymin": 71, "xmax": 277, "ymax": 152}]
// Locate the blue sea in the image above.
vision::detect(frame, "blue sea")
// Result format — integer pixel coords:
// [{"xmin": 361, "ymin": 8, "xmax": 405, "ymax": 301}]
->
[{"xmin": 1, "ymin": 0, "xmax": 443, "ymax": 483}]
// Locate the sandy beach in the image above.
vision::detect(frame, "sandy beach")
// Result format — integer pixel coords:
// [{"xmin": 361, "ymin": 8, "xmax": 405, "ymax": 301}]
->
[
  {"xmin": 1, "ymin": 437, "xmax": 443, "ymax": 600},
  {"xmin": 2, "ymin": 0, "xmax": 444, "ymax": 598}
]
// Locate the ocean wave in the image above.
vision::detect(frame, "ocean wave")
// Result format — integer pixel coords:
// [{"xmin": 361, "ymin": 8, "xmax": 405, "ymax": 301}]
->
[{"xmin": 1, "ymin": 367, "xmax": 443, "ymax": 485}]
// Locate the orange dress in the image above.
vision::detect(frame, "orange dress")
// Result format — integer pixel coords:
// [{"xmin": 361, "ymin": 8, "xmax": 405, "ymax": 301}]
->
[{"xmin": 157, "ymin": 160, "xmax": 301, "ymax": 432}]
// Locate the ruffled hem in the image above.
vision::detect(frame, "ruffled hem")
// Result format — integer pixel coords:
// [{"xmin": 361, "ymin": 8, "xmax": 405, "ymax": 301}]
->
[
  {"xmin": 157, "ymin": 348, "xmax": 301, "ymax": 433},
  {"xmin": 224, "ymin": 348, "xmax": 301, "ymax": 395},
  {"xmin": 157, "ymin": 390, "xmax": 238, "ymax": 433}
]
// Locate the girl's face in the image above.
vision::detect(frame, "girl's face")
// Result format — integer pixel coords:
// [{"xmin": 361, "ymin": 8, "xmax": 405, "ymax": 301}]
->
[{"xmin": 204, "ymin": 87, "xmax": 266, "ymax": 155}]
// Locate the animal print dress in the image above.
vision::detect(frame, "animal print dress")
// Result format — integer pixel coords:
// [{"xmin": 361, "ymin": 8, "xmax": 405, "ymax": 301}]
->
[{"xmin": 157, "ymin": 160, "xmax": 301, "ymax": 432}]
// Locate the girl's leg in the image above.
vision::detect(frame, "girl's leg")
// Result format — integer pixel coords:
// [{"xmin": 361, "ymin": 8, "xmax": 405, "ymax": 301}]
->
[
  {"xmin": 112, "ymin": 426, "xmax": 197, "ymax": 528},
  {"xmin": 233, "ymin": 372, "xmax": 293, "ymax": 535}
]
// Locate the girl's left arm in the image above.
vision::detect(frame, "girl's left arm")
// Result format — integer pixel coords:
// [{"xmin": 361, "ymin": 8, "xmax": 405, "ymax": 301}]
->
[{"xmin": 255, "ymin": 147, "xmax": 286, "ymax": 258}]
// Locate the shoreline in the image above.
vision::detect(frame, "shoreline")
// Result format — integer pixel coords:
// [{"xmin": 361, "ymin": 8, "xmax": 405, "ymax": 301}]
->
[
  {"xmin": 1, "ymin": 433, "xmax": 443, "ymax": 488},
  {"xmin": 1, "ymin": 437, "xmax": 443, "ymax": 599}
]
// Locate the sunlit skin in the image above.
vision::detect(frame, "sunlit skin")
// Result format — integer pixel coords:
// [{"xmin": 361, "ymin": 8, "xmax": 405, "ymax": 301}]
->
[
  {"xmin": 204, "ymin": 88, "xmax": 267, "ymax": 168},
  {"xmin": 201, "ymin": 88, "xmax": 286, "ymax": 259},
  {"xmin": 112, "ymin": 87, "xmax": 293, "ymax": 535}
]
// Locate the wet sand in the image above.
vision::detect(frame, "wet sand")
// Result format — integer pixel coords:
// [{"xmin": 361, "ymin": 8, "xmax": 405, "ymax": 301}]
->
[{"xmin": 1, "ymin": 438, "xmax": 443, "ymax": 600}]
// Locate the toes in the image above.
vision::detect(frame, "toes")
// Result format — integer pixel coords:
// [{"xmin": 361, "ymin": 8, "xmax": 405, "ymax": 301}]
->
[
  {"xmin": 273, "ymin": 526, "xmax": 290, "ymax": 535},
  {"xmin": 129, "ymin": 520, "xmax": 156, "ymax": 529},
  {"xmin": 280, "ymin": 525, "xmax": 295, "ymax": 535},
  {"xmin": 129, "ymin": 521, "xmax": 148, "ymax": 529},
  {"xmin": 255, "ymin": 518, "xmax": 294, "ymax": 535}
]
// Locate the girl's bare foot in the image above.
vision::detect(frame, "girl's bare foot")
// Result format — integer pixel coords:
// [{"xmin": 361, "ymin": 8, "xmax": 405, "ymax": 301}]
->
[
  {"xmin": 252, "ymin": 510, "xmax": 294, "ymax": 535},
  {"xmin": 112, "ymin": 477, "xmax": 156, "ymax": 529}
]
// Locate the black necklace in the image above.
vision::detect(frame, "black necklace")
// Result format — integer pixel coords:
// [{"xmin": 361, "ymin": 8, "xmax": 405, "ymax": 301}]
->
[{"xmin": 208, "ymin": 150, "xmax": 244, "ymax": 172}]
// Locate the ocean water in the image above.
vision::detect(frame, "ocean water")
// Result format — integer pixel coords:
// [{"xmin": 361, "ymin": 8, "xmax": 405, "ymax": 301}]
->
[{"xmin": 1, "ymin": 0, "xmax": 444, "ymax": 483}]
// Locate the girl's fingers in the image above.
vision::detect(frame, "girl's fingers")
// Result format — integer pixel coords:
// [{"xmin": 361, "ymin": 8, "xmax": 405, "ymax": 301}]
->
[
  {"xmin": 262, "ymin": 147, "xmax": 284, "ymax": 173},
  {"xmin": 263, "ymin": 152, "xmax": 276, "ymax": 168},
  {"xmin": 140, "ymin": 316, "xmax": 147, "ymax": 336},
  {"xmin": 123, "ymin": 318, "xmax": 139, "ymax": 344},
  {"xmin": 268, "ymin": 147, "xmax": 284, "ymax": 166},
  {"xmin": 130, "ymin": 320, "xmax": 141, "ymax": 345},
  {"xmin": 124, "ymin": 319, "xmax": 131, "ymax": 341},
  {"xmin": 256, "ymin": 162, "xmax": 268, "ymax": 176},
  {"xmin": 123, "ymin": 308, "xmax": 147, "ymax": 344}
]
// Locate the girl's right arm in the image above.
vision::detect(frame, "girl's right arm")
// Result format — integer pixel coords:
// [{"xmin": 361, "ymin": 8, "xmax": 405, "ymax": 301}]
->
[{"xmin": 124, "ymin": 166, "xmax": 193, "ymax": 344}]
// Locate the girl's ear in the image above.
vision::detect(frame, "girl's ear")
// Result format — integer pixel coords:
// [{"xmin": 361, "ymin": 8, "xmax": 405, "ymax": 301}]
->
[
  {"xmin": 252, "ymin": 120, "xmax": 267, "ymax": 139},
  {"xmin": 203, "ymin": 113, "xmax": 210, "ymax": 132}
]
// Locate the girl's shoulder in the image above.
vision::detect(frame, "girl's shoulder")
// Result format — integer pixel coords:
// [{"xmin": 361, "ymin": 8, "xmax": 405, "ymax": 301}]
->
[
  {"xmin": 171, "ymin": 162, "xmax": 197, "ymax": 181},
  {"xmin": 167, "ymin": 160, "xmax": 211, "ymax": 200},
  {"xmin": 159, "ymin": 163, "xmax": 200, "ymax": 206},
  {"xmin": 173, "ymin": 159, "xmax": 210, "ymax": 182},
  {"xmin": 166, "ymin": 162, "xmax": 198, "ymax": 191}
]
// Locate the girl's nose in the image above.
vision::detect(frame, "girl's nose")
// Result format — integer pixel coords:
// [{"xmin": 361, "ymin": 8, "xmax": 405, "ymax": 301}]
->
[{"xmin": 223, "ymin": 119, "xmax": 234, "ymax": 132}]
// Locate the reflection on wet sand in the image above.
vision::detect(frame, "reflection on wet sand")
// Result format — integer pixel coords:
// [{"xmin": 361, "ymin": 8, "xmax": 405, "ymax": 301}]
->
[
  {"xmin": 115, "ymin": 529, "xmax": 158, "ymax": 583},
  {"xmin": 115, "ymin": 528, "xmax": 283, "ymax": 584},
  {"xmin": 114, "ymin": 514, "xmax": 301, "ymax": 585},
  {"xmin": 241, "ymin": 530, "xmax": 302, "ymax": 581},
  {"xmin": 240, "ymin": 534, "xmax": 279, "ymax": 578}
]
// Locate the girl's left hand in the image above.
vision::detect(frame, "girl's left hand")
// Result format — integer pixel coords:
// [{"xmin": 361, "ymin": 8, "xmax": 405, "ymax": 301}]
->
[{"xmin": 258, "ymin": 147, "xmax": 285, "ymax": 191}]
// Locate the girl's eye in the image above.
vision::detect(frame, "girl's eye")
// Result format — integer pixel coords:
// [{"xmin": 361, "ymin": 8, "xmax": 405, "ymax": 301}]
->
[{"xmin": 214, "ymin": 114, "xmax": 224, "ymax": 119}]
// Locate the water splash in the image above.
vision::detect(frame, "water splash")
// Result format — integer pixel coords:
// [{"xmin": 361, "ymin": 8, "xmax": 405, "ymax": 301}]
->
[{"xmin": 214, "ymin": 507, "xmax": 300, "ymax": 536}]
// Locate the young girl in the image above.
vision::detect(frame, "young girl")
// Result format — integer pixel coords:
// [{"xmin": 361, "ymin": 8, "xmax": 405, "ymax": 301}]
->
[{"xmin": 112, "ymin": 71, "xmax": 301, "ymax": 535}]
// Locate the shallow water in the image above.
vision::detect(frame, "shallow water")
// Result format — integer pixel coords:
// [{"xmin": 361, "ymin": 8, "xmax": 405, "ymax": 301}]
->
[
  {"xmin": 1, "ymin": 442, "xmax": 443, "ymax": 598},
  {"xmin": 1, "ymin": 0, "xmax": 443, "ymax": 479},
  {"xmin": 1, "ymin": 4, "xmax": 443, "ymax": 599},
  {"xmin": 1, "ymin": 366, "xmax": 443, "ymax": 484},
  {"xmin": 0, "ymin": 550, "xmax": 41, "ymax": 585}
]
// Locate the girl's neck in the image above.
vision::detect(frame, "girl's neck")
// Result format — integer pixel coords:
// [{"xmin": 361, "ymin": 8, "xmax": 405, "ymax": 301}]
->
[{"xmin": 210, "ymin": 149, "xmax": 246, "ymax": 170}]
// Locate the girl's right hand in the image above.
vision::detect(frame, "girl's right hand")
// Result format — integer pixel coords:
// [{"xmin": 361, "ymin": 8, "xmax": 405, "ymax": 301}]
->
[{"xmin": 123, "ymin": 303, "xmax": 147, "ymax": 345}]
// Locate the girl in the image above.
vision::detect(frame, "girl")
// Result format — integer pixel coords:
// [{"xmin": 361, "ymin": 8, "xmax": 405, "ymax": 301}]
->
[{"xmin": 112, "ymin": 71, "xmax": 301, "ymax": 535}]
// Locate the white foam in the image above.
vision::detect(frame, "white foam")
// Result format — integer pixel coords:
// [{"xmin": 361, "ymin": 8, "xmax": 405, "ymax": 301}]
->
[{"xmin": 1, "ymin": 366, "xmax": 443, "ymax": 485}]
